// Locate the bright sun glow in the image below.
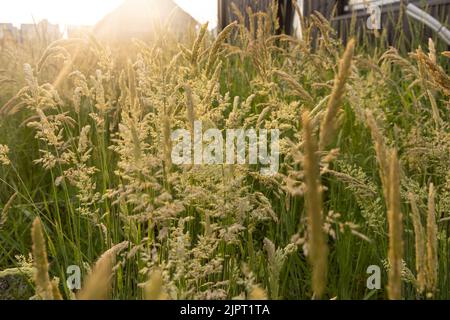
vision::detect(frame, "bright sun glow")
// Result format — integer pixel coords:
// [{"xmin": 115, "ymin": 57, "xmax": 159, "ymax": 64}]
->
[
  {"xmin": 0, "ymin": 0, "xmax": 218, "ymax": 29},
  {"xmin": 175, "ymin": 0, "xmax": 218, "ymax": 28}
]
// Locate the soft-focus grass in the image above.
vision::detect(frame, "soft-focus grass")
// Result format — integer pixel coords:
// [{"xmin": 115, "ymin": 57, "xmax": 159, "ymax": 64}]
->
[{"xmin": 0, "ymin": 6, "xmax": 449, "ymax": 300}]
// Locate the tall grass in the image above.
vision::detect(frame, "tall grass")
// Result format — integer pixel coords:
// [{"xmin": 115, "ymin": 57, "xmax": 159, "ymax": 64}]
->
[{"xmin": 0, "ymin": 4, "xmax": 449, "ymax": 300}]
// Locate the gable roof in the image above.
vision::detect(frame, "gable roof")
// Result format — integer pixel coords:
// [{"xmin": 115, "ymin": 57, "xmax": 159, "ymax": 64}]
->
[{"xmin": 94, "ymin": 0, "xmax": 198, "ymax": 42}]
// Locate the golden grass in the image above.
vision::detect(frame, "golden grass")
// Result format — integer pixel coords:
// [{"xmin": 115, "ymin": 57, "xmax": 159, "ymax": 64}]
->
[
  {"xmin": 302, "ymin": 111, "xmax": 328, "ymax": 299},
  {"xmin": 386, "ymin": 150, "xmax": 403, "ymax": 300},
  {"xmin": 31, "ymin": 217, "xmax": 54, "ymax": 300},
  {"xmin": 319, "ymin": 39, "xmax": 355, "ymax": 150},
  {"xmin": 144, "ymin": 269, "xmax": 169, "ymax": 300},
  {"xmin": 78, "ymin": 241, "xmax": 129, "ymax": 300},
  {"xmin": 425, "ymin": 183, "xmax": 438, "ymax": 296},
  {"xmin": 408, "ymin": 192, "xmax": 426, "ymax": 294},
  {"xmin": 0, "ymin": 5, "xmax": 448, "ymax": 301}
]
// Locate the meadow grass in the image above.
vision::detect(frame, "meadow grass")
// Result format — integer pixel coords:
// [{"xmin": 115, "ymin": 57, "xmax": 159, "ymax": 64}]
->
[{"xmin": 0, "ymin": 6, "xmax": 449, "ymax": 300}]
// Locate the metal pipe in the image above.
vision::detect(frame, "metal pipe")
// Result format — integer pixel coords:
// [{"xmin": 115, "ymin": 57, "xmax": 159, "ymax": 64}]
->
[{"xmin": 406, "ymin": 3, "xmax": 450, "ymax": 45}]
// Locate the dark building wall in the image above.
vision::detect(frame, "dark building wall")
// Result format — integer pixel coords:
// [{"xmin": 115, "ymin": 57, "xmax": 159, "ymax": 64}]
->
[
  {"xmin": 218, "ymin": 0, "xmax": 295, "ymax": 34},
  {"xmin": 303, "ymin": 0, "xmax": 348, "ymax": 18},
  {"xmin": 218, "ymin": 0, "xmax": 449, "ymax": 49},
  {"xmin": 331, "ymin": 0, "xmax": 450, "ymax": 48}
]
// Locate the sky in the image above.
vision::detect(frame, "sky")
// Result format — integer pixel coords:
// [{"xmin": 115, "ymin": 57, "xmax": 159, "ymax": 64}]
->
[{"xmin": 0, "ymin": 0, "xmax": 217, "ymax": 29}]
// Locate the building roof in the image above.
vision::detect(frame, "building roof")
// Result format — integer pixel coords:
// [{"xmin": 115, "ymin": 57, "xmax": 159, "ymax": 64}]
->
[{"xmin": 94, "ymin": 0, "xmax": 198, "ymax": 42}]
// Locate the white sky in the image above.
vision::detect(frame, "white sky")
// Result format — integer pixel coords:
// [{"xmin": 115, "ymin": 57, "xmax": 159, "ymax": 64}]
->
[
  {"xmin": 0, "ymin": 0, "xmax": 217, "ymax": 29},
  {"xmin": 177, "ymin": 0, "xmax": 217, "ymax": 27}
]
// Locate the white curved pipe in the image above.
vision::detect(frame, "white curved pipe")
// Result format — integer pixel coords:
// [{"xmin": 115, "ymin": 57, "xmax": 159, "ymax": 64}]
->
[
  {"xmin": 406, "ymin": 3, "xmax": 450, "ymax": 45},
  {"xmin": 407, "ymin": 3, "xmax": 441, "ymax": 31}
]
